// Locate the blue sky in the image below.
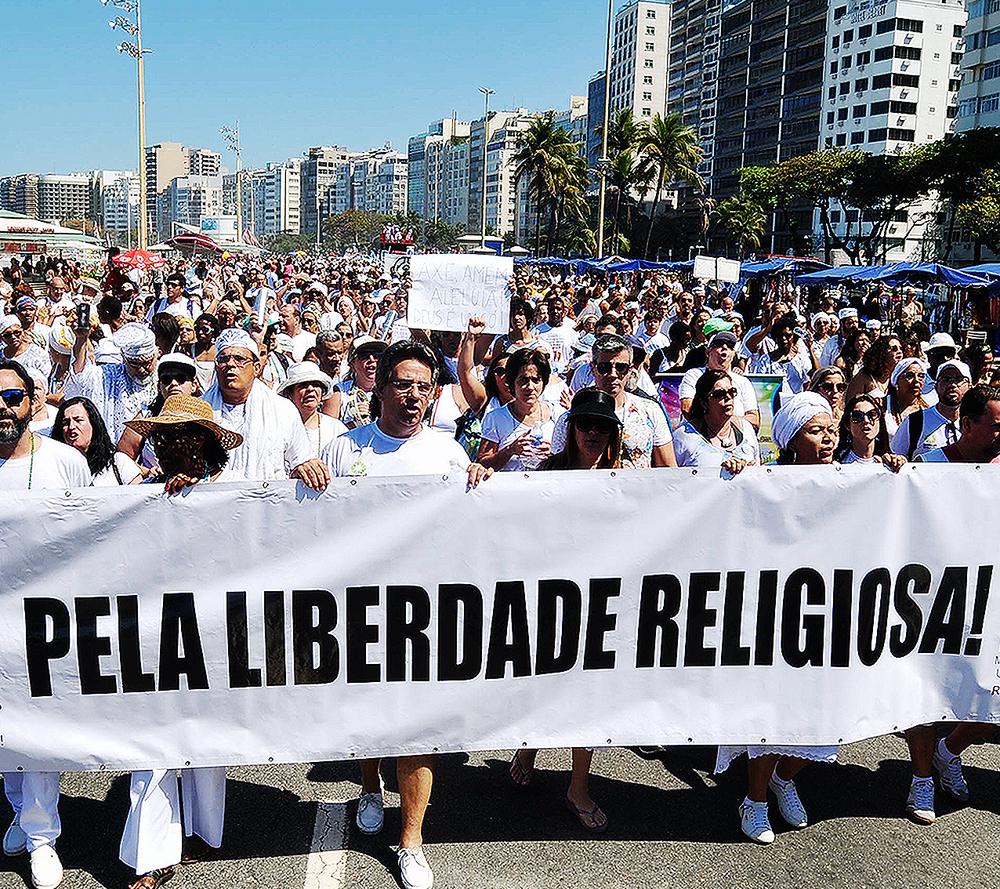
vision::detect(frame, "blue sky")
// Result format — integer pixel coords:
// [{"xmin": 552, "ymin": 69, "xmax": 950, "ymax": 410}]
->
[{"xmin": 1, "ymin": 0, "xmax": 606, "ymax": 175}]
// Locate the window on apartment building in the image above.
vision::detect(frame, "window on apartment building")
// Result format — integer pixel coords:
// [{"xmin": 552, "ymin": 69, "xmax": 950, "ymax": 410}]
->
[
  {"xmin": 853, "ymin": 104, "xmax": 866, "ymax": 116},
  {"xmin": 643, "ymin": 91, "xmax": 653, "ymax": 100},
  {"xmin": 869, "ymin": 128, "xmax": 888, "ymax": 141},
  {"xmin": 951, "ymin": 52, "xmax": 963, "ymax": 64},
  {"xmin": 830, "ymin": 210, "xmax": 842, "ymax": 222},
  {"xmin": 946, "ymin": 105, "xmax": 958, "ymax": 118},
  {"xmin": 898, "ymin": 45, "xmax": 923, "ymax": 59},
  {"xmin": 642, "ymin": 107, "xmax": 652, "ymax": 116},
  {"xmin": 834, "ymin": 5, "xmax": 847, "ymax": 17},
  {"xmin": 829, "ymin": 86, "xmax": 837, "ymax": 98},
  {"xmin": 827, "ymin": 111, "xmax": 836, "ymax": 123},
  {"xmin": 647, "ymin": 8, "xmax": 656, "ymax": 17},
  {"xmin": 646, "ymin": 42, "xmax": 655, "ymax": 50},
  {"xmin": 893, "ymin": 72, "xmax": 919, "ymax": 87},
  {"xmin": 859, "ymin": 24, "xmax": 872, "ymax": 38},
  {"xmin": 831, "ymin": 61, "xmax": 839, "ymax": 73},
  {"xmin": 888, "ymin": 128, "xmax": 915, "ymax": 141},
  {"xmin": 843, "ymin": 29, "xmax": 854, "ymax": 42},
  {"xmin": 842, "ymin": 55, "xmax": 852, "ymax": 68},
  {"xmin": 876, "ymin": 18, "xmax": 895, "ymax": 34},
  {"xmin": 949, "ymin": 79, "xmax": 962, "ymax": 91},
  {"xmin": 874, "ymin": 46, "xmax": 893, "ymax": 61},
  {"xmin": 857, "ymin": 51, "xmax": 870, "ymax": 64},
  {"xmin": 647, "ymin": 26, "xmax": 655, "ymax": 34},
  {"xmin": 832, "ymin": 35, "xmax": 840, "ymax": 48},
  {"xmin": 838, "ymin": 107, "xmax": 849, "ymax": 120},
  {"xmin": 836, "ymin": 133, "xmax": 848, "ymax": 145},
  {"xmin": 847, "ymin": 209, "xmax": 859, "ymax": 221},
  {"xmin": 644, "ymin": 75, "xmax": 654, "ymax": 83},
  {"xmin": 840, "ymin": 82, "xmax": 851, "ymax": 94},
  {"xmin": 896, "ymin": 17, "xmax": 923, "ymax": 32},
  {"xmin": 851, "ymin": 131, "xmax": 865, "ymax": 143},
  {"xmin": 645, "ymin": 59, "xmax": 654, "ymax": 67},
  {"xmin": 825, "ymin": 137, "xmax": 834, "ymax": 147},
  {"xmin": 855, "ymin": 77, "xmax": 868, "ymax": 91},
  {"xmin": 871, "ymin": 100, "xmax": 890, "ymax": 113},
  {"xmin": 890, "ymin": 100, "xmax": 917, "ymax": 114},
  {"xmin": 954, "ymin": 24, "xmax": 963, "ymax": 36}
]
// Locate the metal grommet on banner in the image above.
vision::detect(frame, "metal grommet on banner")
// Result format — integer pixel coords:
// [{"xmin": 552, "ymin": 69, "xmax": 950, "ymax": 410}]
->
[
  {"xmin": 838, "ymin": 738, "xmax": 843, "ymax": 743},
  {"xmin": 766, "ymin": 468, "xmax": 772, "ymax": 474},
  {"xmin": 99, "ymin": 764, "xmax": 106, "ymax": 771},
  {"xmin": 976, "ymin": 465, "xmax": 981, "ymax": 471},
  {"xmin": 607, "ymin": 738, "xmax": 612, "ymax": 745},
  {"xmin": 442, "ymin": 475, "xmax": 448, "ymax": 482},
  {"xmin": 433, "ymin": 747, "xmax": 439, "ymax": 752},
  {"xmin": 185, "ymin": 760, "xmax": 191, "ymax": 766},
  {"xmin": 16, "ymin": 766, "xmax": 22, "ymax": 771},
  {"xmin": 760, "ymin": 738, "xmax": 766, "ymax": 743},
  {"xmin": 610, "ymin": 471, "xmax": 616, "ymax": 477},
  {"xmin": 268, "ymin": 757, "xmax": 274, "ymax": 763},
  {"xmin": 523, "ymin": 474, "xmax": 530, "ymax": 479},
  {"xmin": 688, "ymin": 737, "xmax": 693, "ymax": 743},
  {"xmin": 262, "ymin": 482, "xmax": 269, "ymax": 489},
  {"xmin": 521, "ymin": 741, "xmax": 527, "ymax": 747},
  {"xmin": 835, "ymin": 466, "xmax": 841, "ymax": 472},
  {"xmin": 350, "ymin": 479, "xmax": 357, "ymax": 486},
  {"xmin": 691, "ymin": 470, "xmax": 698, "ymax": 476},
  {"xmin": 64, "ymin": 490, "xmax": 72, "ymax": 498}
]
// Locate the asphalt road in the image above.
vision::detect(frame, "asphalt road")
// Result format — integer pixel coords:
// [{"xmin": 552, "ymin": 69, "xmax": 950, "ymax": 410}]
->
[{"xmin": 3, "ymin": 734, "xmax": 1000, "ymax": 889}]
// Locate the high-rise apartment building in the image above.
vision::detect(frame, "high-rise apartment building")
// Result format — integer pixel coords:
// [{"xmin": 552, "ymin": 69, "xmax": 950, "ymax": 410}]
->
[
  {"xmin": 956, "ymin": 0, "xmax": 997, "ymax": 128},
  {"xmin": 38, "ymin": 174, "xmax": 91, "ymax": 223},
  {"xmin": 158, "ymin": 175, "xmax": 223, "ymax": 240},
  {"xmin": 146, "ymin": 143, "xmax": 225, "ymax": 240},
  {"xmin": 189, "ymin": 148, "xmax": 222, "ymax": 176},
  {"xmin": 587, "ymin": 71, "xmax": 608, "ymax": 170},
  {"xmin": 609, "ymin": 0, "xmax": 672, "ymax": 123},
  {"xmin": 409, "ymin": 118, "xmax": 472, "ymax": 227},
  {"xmin": 92, "ymin": 170, "xmax": 140, "ymax": 240},
  {"xmin": 469, "ymin": 109, "xmax": 538, "ymax": 238},
  {"xmin": 301, "ymin": 146, "xmax": 355, "ymax": 236},
  {"xmin": 817, "ymin": 0, "xmax": 965, "ymax": 260},
  {"xmin": 0, "ymin": 174, "xmax": 40, "ymax": 218}
]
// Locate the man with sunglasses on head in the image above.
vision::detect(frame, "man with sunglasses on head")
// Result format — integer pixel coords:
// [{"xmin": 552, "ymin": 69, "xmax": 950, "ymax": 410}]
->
[
  {"xmin": 0, "ymin": 359, "xmax": 90, "ymax": 889},
  {"xmin": 552, "ymin": 334, "xmax": 677, "ymax": 469}
]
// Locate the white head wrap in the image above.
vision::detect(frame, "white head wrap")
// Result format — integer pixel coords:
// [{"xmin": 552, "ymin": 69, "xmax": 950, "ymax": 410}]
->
[
  {"xmin": 811, "ymin": 312, "xmax": 831, "ymax": 325},
  {"xmin": 838, "ymin": 307, "xmax": 859, "ymax": 320},
  {"xmin": 95, "ymin": 338, "xmax": 124, "ymax": 365},
  {"xmin": 48, "ymin": 323, "xmax": 74, "ymax": 356},
  {"xmin": 889, "ymin": 357, "xmax": 927, "ymax": 389},
  {"xmin": 0, "ymin": 315, "xmax": 21, "ymax": 335},
  {"xmin": 215, "ymin": 327, "xmax": 260, "ymax": 358},
  {"xmin": 113, "ymin": 322, "xmax": 157, "ymax": 360},
  {"xmin": 772, "ymin": 391, "xmax": 834, "ymax": 450}
]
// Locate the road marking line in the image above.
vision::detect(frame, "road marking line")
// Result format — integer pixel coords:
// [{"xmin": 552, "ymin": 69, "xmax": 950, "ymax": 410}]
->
[{"xmin": 305, "ymin": 800, "xmax": 349, "ymax": 889}]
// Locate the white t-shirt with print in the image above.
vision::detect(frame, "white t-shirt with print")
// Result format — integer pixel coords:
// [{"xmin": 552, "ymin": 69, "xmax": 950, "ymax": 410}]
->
[
  {"xmin": 0, "ymin": 435, "xmax": 91, "ymax": 490},
  {"xmin": 322, "ymin": 421, "xmax": 470, "ymax": 478}
]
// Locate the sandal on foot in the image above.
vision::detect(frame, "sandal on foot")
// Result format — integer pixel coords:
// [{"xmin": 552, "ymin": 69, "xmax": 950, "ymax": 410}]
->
[
  {"xmin": 181, "ymin": 834, "xmax": 213, "ymax": 864},
  {"xmin": 509, "ymin": 750, "xmax": 533, "ymax": 787},
  {"xmin": 565, "ymin": 795, "xmax": 608, "ymax": 833},
  {"xmin": 128, "ymin": 867, "xmax": 175, "ymax": 889}
]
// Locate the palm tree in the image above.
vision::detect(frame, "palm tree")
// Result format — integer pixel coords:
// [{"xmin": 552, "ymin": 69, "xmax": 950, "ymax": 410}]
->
[
  {"xmin": 607, "ymin": 149, "xmax": 653, "ymax": 254},
  {"xmin": 512, "ymin": 113, "xmax": 578, "ymax": 255},
  {"xmin": 717, "ymin": 196, "xmax": 767, "ymax": 258},
  {"xmin": 639, "ymin": 113, "xmax": 704, "ymax": 260},
  {"xmin": 547, "ymin": 151, "xmax": 591, "ymax": 254}
]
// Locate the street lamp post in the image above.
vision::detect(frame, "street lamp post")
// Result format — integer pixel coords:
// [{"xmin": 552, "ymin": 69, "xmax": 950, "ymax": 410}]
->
[
  {"xmin": 597, "ymin": 0, "xmax": 614, "ymax": 259},
  {"xmin": 103, "ymin": 0, "xmax": 151, "ymax": 250},
  {"xmin": 220, "ymin": 121, "xmax": 243, "ymax": 247},
  {"xmin": 478, "ymin": 87, "xmax": 495, "ymax": 250}
]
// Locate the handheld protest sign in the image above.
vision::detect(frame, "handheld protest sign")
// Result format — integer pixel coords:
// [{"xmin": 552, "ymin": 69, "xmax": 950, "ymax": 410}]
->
[{"xmin": 408, "ymin": 254, "xmax": 513, "ymax": 333}]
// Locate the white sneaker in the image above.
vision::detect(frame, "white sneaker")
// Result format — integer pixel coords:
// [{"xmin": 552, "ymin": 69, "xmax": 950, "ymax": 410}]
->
[
  {"xmin": 3, "ymin": 819, "xmax": 26, "ymax": 856},
  {"xmin": 768, "ymin": 775, "xmax": 808, "ymax": 828},
  {"xmin": 356, "ymin": 791, "xmax": 384, "ymax": 835},
  {"xmin": 933, "ymin": 741, "xmax": 970, "ymax": 802},
  {"xmin": 739, "ymin": 798, "xmax": 774, "ymax": 844},
  {"xmin": 29, "ymin": 845, "xmax": 62, "ymax": 889},
  {"xmin": 398, "ymin": 846, "xmax": 434, "ymax": 889},
  {"xmin": 906, "ymin": 778, "xmax": 936, "ymax": 824}
]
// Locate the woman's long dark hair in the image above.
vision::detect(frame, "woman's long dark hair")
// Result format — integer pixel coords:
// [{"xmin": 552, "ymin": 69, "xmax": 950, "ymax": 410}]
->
[
  {"xmin": 687, "ymin": 369, "xmax": 732, "ymax": 433},
  {"xmin": 834, "ymin": 392, "xmax": 891, "ymax": 462},
  {"xmin": 51, "ymin": 396, "xmax": 116, "ymax": 476}
]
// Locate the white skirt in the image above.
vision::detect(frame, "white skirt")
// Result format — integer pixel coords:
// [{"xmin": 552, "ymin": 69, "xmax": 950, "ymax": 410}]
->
[{"xmin": 714, "ymin": 745, "xmax": 839, "ymax": 774}]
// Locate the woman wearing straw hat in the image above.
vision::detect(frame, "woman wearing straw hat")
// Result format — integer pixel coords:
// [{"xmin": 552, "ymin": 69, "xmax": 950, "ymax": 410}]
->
[
  {"xmin": 278, "ymin": 362, "xmax": 347, "ymax": 457},
  {"xmin": 119, "ymin": 394, "xmax": 244, "ymax": 888},
  {"xmin": 125, "ymin": 393, "xmax": 244, "ymax": 494}
]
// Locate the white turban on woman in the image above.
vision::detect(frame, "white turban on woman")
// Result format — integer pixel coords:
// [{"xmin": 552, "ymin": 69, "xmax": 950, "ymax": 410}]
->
[{"xmin": 772, "ymin": 391, "xmax": 834, "ymax": 450}]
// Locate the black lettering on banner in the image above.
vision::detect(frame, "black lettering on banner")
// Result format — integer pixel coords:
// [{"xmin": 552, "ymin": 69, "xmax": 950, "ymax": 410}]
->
[
  {"xmin": 535, "ymin": 580, "xmax": 582, "ymax": 675},
  {"xmin": 919, "ymin": 566, "xmax": 967, "ymax": 655},
  {"xmin": 583, "ymin": 578, "xmax": 619, "ymax": 670},
  {"xmin": 292, "ymin": 590, "xmax": 339, "ymax": 685},
  {"xmin": 635, "ymin": 574, "xmax": 682, "ymax": 668},
  {"xmin": 857, "ymin": 568, "xmax": 892, "ymax": 666},
  {"xmin": 117, "ymin": 595, "xmax": 155, "ymax": 693},
  {"xmin": 346, "ymin": 586, "xmax": 380, "ymax": 684},
  {"xmin": 158, "ymin": 593, "xmax": 209, "ymax": 691},
  {"xmin": 830, "ymin": 569, "xmax": 854, "ymax": 668},
  {"xmin": 720, "ymin": 572, "xmax": 751, "ymax": 667},
  {"xmin": 485, "ymin": 581, "xmax": 531, "ymax": 679},
  {"xmin": 226, "ymin": 592, "xmax": 262, "ymax": 689},
  {"xmin": 24, "ymin": 599, "xmax": 70, "ymax": 698},
  {"xmin": 263, "ymin": 591, "xmax": 286, "ymax": 686},
  {"xmin": 780, "ymin": 568, "xmax": 825, "ymax": 668},
  {"xmin": 386, "ymin": 586, "xmax": 431, "ymax": 682},
  {"xmin": 964, "ymin": 566, "xmax": 993, "ymax": 656},
  {"xmin": 76, "ymin": 597, "xmax": 116, "ymax": 695},
  {"xmin": 437, "ymin": 584, "xmax": 483, "ymax": 681},
  {"xmin": 754, "ymin": 570, "xmax": 779, "ymax": 666},
  {"xmin": 890, "ymin": 564, "xmax": 930, "ymax": 657},
  {"xmin": 685, "ymin": 572, "xmax": 720, "ymax": 667}
]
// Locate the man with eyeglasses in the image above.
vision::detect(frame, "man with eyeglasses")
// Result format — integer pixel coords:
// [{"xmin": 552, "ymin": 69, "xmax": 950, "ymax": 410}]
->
[
  {"xmin": 201, "ymin": 328, "xmax": 328, "ymax": 490},
  {"xmin": 0, "ymin": 359, "xmax": 90, "ymax": 889},
  {"xmin": 66, "ymin": 322, "xmax": 160, "ymax": 444},
  {"xmin": 891, "ymin": 359, "xmax": 971, "ymax": 460},
  {"xmin": 552, "ymin": 334, "xmax": 677, "ymax": 469},
  {"xmin": 321, "ymin": 340, "xmax": 489, "ymax": 889}
]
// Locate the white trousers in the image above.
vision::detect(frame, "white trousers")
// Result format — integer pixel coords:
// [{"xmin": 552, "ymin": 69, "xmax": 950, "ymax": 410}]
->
[
  {"xmin": 2, "ymin": 771, "xmax": 60, "ymax": 852},
  {"xmin": 119, "ymin": 767, "xmax": 225, "ymax": 875}
]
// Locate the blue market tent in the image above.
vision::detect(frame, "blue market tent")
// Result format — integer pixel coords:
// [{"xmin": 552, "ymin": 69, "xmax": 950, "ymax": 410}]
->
[
  {"xmin": 961, "ymin": 263, "xmax": 1000, "ymax": 279},
  {"xmin": 795, "ymin": 262, "xmax": 992, "ymax": 288}
]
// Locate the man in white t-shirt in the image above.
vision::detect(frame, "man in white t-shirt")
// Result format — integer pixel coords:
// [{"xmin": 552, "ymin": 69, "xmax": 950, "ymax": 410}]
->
[
  {"xmin": 321, "ymin": 340, "xmax": 489, "ymax": 889},
  {"xmin": 679, "ymin": 330, "xmax": 761, "ymax": 429},
  {"xmin": 891, "ymin": 359, "xmax": 970, "ymax": 459},
  {"xmin": 819, "ymin": 307, "xmax": 859, "ymax": 367},
  {"xmin": 917, "ymin": 382, "xmax": 1000, "ymax": 464},
  {"xmin": 279, "ymin": 304, "xmax": 316, "ymax": 362},
  {"xmin": 632, "ymin": 301, "xmax": 671, "ymax": 355},
  {"xmin": 0, "ymin": 359, "xmax": 90, "ymax": 889},
  {"xmin": 531, "ymin": 294, "xmax": 578, "ymax": 378}
]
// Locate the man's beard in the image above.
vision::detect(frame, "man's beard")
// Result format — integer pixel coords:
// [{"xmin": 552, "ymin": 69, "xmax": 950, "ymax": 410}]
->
[{"xmin": 0, "ymin": 412, "xmax": 30, "ymax": 444}]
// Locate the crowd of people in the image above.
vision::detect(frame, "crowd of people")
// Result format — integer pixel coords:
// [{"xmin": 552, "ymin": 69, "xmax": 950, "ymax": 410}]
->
[{"xmin": 0, "ymin": 249, "xmax": 998, "ymax": 889}]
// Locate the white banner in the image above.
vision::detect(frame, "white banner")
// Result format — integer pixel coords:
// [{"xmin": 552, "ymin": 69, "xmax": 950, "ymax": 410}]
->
[
  {"xmin": 1, "ymin": 465, "xmax": 999, "ymax": 772},
  {"xmin": 407, "ymin": 254, "xmax": 513, "ymax": 333}
]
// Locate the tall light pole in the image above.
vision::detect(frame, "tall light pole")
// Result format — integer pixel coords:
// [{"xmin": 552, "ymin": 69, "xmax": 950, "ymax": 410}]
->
[
  {"xmin": 597, "ymin": 0, "xmax": 614, "ymax": 258},
  {"xmin": 104, "ymin": 0, "xmax": 150, "ymax": 249},
  {"xmin": 220, "ymin": 121, "xmax": 243, "ymax": 246},
  {"xmin": 478, "ymin": 87, "xmax": 495, "ymax": 250}
]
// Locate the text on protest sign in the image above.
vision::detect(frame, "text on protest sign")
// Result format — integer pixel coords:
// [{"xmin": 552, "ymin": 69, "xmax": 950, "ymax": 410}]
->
[
  {"xmin": 407, "ymin": 254, "xmax": 513, "ymax": 333},
  {"xmin": 2, "ymin": 466, "xmax": 1000, "ymax": 771}
]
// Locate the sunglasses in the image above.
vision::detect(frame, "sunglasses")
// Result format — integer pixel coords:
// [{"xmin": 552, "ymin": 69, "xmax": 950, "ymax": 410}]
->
[
  {"xmin": 595, "ymin": 361, "xmax": 631, "ymax": 376},
  {"xmin": 159, "ymin": 372, "xmax": 195, "ymax": 385},
  {"xmin": 850, "ymin": 408, "xmax": 880, "ymax": 424},
  {"xmin": 150, "ymin": 425, "xmax": 206, "ymax": 445},
  {"xmin": 709, "ymin": 387, "xmax": 738, "ymax": 401},
  {"xmin": 574, "ymin": 416, "xmax": 616, "ymax": 435},
  {"xmin": 0, "ymin": 388, "xmax": 28, "ymax": 407},
  {"xmin": 819, "ymin": 381, "xmax": 847, "ymax": 393}
]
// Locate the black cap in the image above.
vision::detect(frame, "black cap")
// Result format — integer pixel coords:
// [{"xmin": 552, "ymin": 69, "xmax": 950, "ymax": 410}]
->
[{"xmin": 566, "ymin": 389, "xmax": 622, "ymax": 426}]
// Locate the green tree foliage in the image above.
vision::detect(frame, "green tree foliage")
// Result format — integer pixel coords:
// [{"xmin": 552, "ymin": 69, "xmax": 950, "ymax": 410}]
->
[
  {"xmin": 716, "ymin": 196, "xmax": 767, "ymax": 258},
  {"xmin": 956, "ymin": 170, "xmax": 1000, "ymax": 259}
]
